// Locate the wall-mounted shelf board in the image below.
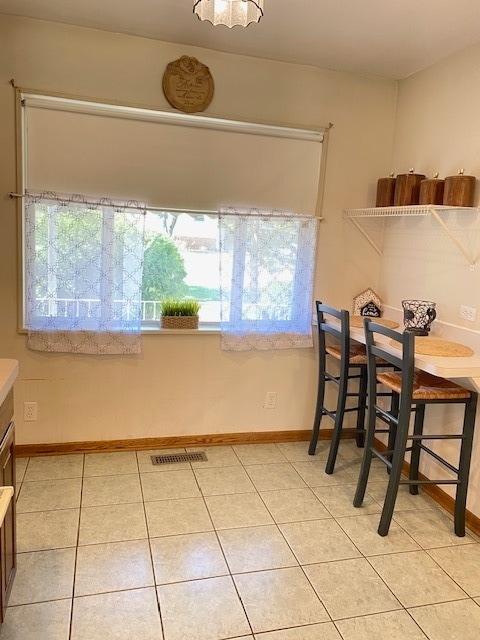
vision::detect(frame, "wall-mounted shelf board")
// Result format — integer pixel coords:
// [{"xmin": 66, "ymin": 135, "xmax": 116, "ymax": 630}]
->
[{"xmin": 344, "ymin": 205, "xmax": 478, "ymax": 269}]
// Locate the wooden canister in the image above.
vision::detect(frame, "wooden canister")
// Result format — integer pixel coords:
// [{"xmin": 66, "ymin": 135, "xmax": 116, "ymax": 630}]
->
[
  {"xmin": 443, "ymin": 169, "xmax": 476, "ymax": 206},
  {"xmin": 376, "ymin": 173, "xmax": 396, "ymax": 207},
  {"xmin": 419, "ymin": 174, "xmax": 445, "ymax": 205},
  {"xmin": 394, "ymin": 169, "xmax": 426, "ymax": 206}
]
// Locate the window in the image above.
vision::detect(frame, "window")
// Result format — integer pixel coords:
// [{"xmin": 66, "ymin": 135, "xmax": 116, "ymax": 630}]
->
[
  {"xmin": 218, "ymin": 208, "xmax": 318, "ymax": 350},
  {"xmin": 24, "ymin": 194, "xmax": 145, "ymax": 354},
  {"xmin": 142, "ymin": 211, "xmax": 222, "ymax": 324},
  {"xmin": 19, "ymin": 92, "xmax": 325, "ymax": 341}
]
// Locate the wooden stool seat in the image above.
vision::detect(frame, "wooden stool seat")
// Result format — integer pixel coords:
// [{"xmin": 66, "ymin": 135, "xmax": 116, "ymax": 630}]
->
[
  {"xmin": 326, "ymin": 343, "xmax": 368, "ymax": 365},
  {"xmin": 327, "ymin": 343, "xmax": 389, "ymax": 367},
  {"xmin": 377, "ymin": 370, "xmax": 472, "ymax": 400}
]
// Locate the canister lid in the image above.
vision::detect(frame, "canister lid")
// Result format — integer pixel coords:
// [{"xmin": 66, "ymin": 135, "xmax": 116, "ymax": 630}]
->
[
  {"xmin": 446, "ymin": 168, "xmax": 475, "ymax": 180},
  {"xmin": 397, "ymin": 168, "xmax": 425, "ymax": 178},
  {"xmin": 421, "ymin": 172, "xmax": 443, "ymax": 182}
]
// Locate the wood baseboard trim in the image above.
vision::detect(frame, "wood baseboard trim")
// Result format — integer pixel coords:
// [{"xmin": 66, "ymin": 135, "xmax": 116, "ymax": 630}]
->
[
  {"xmin": 14, "ymin": 428, "xmax": 351, "ymax": 457},
  {"xmin": 16, "ymin": 430, "xmax": 480, "ymax": 535},
  {"xmin": 373, "ymin": 438, "xmax": 480, "ymax": 539}
]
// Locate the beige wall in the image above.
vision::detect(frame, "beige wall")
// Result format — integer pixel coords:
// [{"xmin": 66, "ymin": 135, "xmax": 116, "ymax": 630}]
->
[
  {"xmin": 0, "ymin": 15, "xmax": 396, "ymax": 444},
  {"xmin": 379, "ymin": 42, "xmax": 480, "ymax": 515},
  {"xmin": 386, "ymin": 40, "xmax": 480, "ymax": 327}
]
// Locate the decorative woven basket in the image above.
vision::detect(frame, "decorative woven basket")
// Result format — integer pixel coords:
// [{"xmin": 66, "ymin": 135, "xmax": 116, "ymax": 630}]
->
[{"xmin": 161, "ymin": 315, "xmax": 199, "ymax": 330}]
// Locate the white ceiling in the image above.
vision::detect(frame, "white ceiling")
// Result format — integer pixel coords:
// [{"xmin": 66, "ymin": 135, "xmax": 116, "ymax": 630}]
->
[{"xmin": 2, "ymin": 0, "xmax": 480, "ymax": 79}]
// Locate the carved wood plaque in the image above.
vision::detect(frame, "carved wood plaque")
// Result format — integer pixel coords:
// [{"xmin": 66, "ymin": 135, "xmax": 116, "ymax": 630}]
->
[{"xmin": 162, "ymin": 56, "xmax": 214, "ymax": 113}]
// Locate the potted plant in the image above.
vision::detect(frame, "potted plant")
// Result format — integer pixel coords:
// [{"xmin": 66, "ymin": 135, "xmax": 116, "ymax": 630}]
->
[{"xmin": 160, "ymin": 298, "xmax": 201, "ymax": 329}]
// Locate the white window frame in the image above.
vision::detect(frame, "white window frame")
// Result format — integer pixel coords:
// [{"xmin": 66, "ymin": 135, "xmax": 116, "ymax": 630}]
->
[{"xmin": 16, "ymin": 89, "xmax": 328, "ymax": 333}]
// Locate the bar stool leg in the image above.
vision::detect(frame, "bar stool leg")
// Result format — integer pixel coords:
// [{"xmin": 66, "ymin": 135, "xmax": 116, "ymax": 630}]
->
[
  {"xmin": 309, "ymin": 363, "xmax": 327, "ymax": 456},
  {"xmin": 454, "ymin": 393, "xmax": 478, "ymax": 537},
  {"xmin": 353, "ymin": 403, "xmax": 377, "ymax": 507},
  {"xmin": 325, "ymin": 362, "xmax": 349, "ymax": 474},
  {"xmin": 386, "ymin": 391, "xmax": 399, "ymax": 474},
  {"xmin": 378, "ymin": 413, "xmax": 411, "ymax": 536},
  {"xmin": 355, "ymin": 365, "xmax": 368, "ymax": 448},
  {"xmin": 409, "ymin": 404, "xmax": 425, "ymax": 495}
]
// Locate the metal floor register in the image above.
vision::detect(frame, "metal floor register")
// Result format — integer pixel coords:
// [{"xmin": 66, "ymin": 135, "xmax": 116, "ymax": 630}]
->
[{"xmin": 151, "ymin": 451, "xmax": 207, "ymax": 465}]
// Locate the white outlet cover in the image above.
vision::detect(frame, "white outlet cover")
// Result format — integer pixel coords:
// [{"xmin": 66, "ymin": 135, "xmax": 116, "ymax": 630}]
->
[{"xmin": 460, "ymin": 305, "xmax": 477, "ymax": 322}]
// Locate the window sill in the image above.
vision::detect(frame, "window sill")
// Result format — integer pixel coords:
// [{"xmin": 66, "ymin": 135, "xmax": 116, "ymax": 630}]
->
[
  {"xmin": 19, "ymin": 326, "xmax": 221, "ymax": 336},
  {"xmin": 141, "ymin": 326, "xmax": 220, "ymax": 336}
]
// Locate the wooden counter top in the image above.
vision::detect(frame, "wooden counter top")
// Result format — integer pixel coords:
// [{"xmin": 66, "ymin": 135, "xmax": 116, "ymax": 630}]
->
[
  {"xmin": 0, "ymin": 361, "xmax": 19, "ymax": 407},
  {"xmin": 347, "ymin": 324, "xmax": 480, "ymax": 392}
]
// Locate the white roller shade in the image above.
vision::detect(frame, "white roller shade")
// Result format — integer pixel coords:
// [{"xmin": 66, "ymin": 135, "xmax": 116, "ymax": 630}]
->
[{"xmin": 23, "ymin": 95, "xmax": 323, "ymax": 213}]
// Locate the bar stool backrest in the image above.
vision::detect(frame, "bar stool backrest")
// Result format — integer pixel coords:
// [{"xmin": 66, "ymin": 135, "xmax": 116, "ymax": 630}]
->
[
  {"xmin": 363, "ymin": 318, "xmax": 415, "ymax": 413},
  {"xmin": 316, "ymin": 301, "xmax": 349, "ymax": 359}
]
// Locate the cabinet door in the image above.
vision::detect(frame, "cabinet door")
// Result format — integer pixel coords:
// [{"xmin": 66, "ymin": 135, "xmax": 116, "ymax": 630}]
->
[{"xmin": 0, "ymin": 423, "xmax": 15, "ymax": 623}]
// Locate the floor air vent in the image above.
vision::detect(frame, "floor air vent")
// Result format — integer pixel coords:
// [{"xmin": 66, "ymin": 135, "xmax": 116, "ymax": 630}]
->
[{"xmin": 151, "ymin": 452, "xmax": 207, "ymax": 465}]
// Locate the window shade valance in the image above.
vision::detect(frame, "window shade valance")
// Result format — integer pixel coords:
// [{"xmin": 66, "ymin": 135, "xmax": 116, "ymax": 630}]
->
[{"xmin": 22, "ymin": 94, "xmax": 324, "ymax": 213}]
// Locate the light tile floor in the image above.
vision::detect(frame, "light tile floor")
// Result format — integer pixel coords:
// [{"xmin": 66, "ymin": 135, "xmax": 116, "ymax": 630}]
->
[{"xmin": 7, "ymin": 440, "xmax": 480, "ymax": 640}]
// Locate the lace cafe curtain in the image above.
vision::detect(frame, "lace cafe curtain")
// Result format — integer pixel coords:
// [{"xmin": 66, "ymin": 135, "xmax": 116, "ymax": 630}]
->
[
  {"xmin": 24, "ymin": 192, "xmax": 146, "ymax": 355},
  {"xmin": 218, "ymin": 207, "xmax": 318, "ymax": 351}
]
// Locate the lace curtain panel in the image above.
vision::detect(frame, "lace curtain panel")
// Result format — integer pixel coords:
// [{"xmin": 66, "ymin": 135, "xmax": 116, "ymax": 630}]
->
[
  {"xmin": 219, "ymin": 208, "xmax": 318, "ymax": 351},
  {"xmin": 25, "ymin": 193, "xmax": 146, "ymax": 354}
]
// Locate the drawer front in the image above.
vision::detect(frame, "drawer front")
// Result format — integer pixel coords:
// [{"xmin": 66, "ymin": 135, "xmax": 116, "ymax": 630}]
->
[
  {"xmin": 0, "ymin": 391, "xmax": 13, "ymax": 444},
  {"xmin": 0, "ymin": 423, "xmax": 15, "ymax": 623}
]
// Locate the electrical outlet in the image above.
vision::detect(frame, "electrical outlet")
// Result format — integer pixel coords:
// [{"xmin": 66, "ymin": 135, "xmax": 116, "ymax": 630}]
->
[
  {"xmin": 459, "ymin": 305, "xmax": 477, "ymax": 322},
  {"xmin": 264, "ymin": 392, "xmax": 277, "ymax": 409},
  {"xmin": 24, "ymin": 402, "xmax": 38, "ymax": 422}
]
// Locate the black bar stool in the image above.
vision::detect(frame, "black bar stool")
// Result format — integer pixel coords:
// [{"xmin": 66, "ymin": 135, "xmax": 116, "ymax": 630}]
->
[
  {"xmin": 354, "ymin": 319, "xmax": 478, "ymax": 537},
  {"xmin": 308, "ymin": 302, "xmax": 370, "ymax": 474}
]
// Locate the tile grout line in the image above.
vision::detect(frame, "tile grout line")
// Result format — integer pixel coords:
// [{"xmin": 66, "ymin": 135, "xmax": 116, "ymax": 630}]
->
[
  {"xmin": 283, "ymin": 445, "xmax": 452, "ymax": 636},
  {"xmin": 311, "ymin": 441, "xmax": 480, "ymax": 635},
  {"xmin": 198, "ymin": 452, "xmax": 256, "ymax": 639},
  {"xmin": 424, "ymin": 546, "xmax": 480, "ymax": 597},
  {"xmin": 68, "ymin": 453, "xmax": 85, "ymax": 640},
  {"xmin": 136, "ymin": 449, "xmax": 166, "ymax": 640},
  {"xmin": 252, "ymin": 445, "xmax": 446, "ymax": 629},
  {"xmin": 235, "ymin": 451, "xmax": 330, "ymax": 632}
]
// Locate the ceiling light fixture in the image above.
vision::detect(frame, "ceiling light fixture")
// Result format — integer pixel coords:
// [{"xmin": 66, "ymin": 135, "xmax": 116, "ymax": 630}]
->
[{"xmin": 193, "ymin": 0, "xmax": 264, "ymax": 28}]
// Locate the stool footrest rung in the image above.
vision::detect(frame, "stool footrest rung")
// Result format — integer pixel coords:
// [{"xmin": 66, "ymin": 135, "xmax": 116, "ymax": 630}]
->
[
  {"xmin": 408, "ymin": 434, "xmax": 464, "ymax": 441},
  {"xmin": 399, "ymin": 479, "xmax": 461, "ymax": 486},
  {"xmin": 322, "ymin": 409, "xmax": 337, "ymax": 420},
  {"xmin": 324, "ymin": 373, "xmax": 340, "ymax": 383},
  {"xmin": 372, "ymin": 443, "xmax": 460, "ymax": 476},
  {"xmin": 371, "ymin": 449, "xmax": 393, "ymax": 469},
  {"xmin": 375, "ymin": 406, "xmax": 399, "ymax": 425},
  {"xmin": 373, "ymin": 448, "xmax": 395, "ymax": 458},
  {"xmin": 344, "ymin": 406, "xmax": 363, "ymax": 413},
  {"xmin": 417, "ymin": 443, "xmax": 459, "ymax": 475},
  {"xmin": 376, "ymin": 415, "xmax": 395, "ymax": 427}
]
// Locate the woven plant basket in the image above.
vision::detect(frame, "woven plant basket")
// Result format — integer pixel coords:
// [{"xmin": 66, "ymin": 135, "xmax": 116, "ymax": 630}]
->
[{"xmin": 161, "ymin": 315, "xmax": 199, "ymax": 330}]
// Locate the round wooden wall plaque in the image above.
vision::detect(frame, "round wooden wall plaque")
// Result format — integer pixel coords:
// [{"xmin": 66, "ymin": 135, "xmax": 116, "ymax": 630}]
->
[{"xmin": 162, "ymin": 56, "xmax": 214, "ymax": 113}]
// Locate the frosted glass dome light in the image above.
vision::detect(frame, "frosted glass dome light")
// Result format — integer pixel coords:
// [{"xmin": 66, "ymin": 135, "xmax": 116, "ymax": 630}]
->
[{"xmin": 193, "ymin": 0, "xmax": 264, "ymax": 28}]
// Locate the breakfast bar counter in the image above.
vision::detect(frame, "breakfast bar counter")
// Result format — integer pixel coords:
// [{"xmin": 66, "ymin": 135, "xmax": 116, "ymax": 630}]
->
[{"xmin": 347, "ymin": 322, "xmax": 480, "ymax": 393}]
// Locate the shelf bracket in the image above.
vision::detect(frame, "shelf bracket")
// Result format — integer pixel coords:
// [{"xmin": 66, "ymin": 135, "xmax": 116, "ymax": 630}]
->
[
  {"xmin": 428, "ymin": 207, "xmax": 475, "ymax": 270},
  {"xmin": 348, "ymin": 217, "xmax": 382, "ymax": 255},
  {"xmin": 344, "ymin": 205, "xmax": 477, "ymax": 270}
]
